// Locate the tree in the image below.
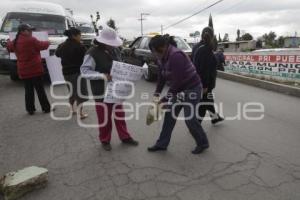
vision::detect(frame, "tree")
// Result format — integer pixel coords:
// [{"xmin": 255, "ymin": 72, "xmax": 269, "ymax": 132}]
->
[
  {"xmin": 107, "ymin": 18, "xmax": 118, "ymax": 31},
  {"xmin": 262, "ymin": 31, "xmax": 277, "ymax": 47},
  {"xmin": 236, "ymin": 29, "xmax": 241, "ymax": 41},
  {"xmin": 207, "ymin": 14, "xmax": 217, "ymax": 50},
  {"xmin": 223, "ymin": 33, "xmax": 229, "ymax": 42},
  {"xmin": 194, "ymin": 31, "xmax": 200, "ymax": 37},
  {"xmin": 256, "ymin": 39, "xmax": 263, "ymax": 49},
  {"xmin": 218, "ymin": 33, "xmax": 222, "ymax": 42},
  {"xmin": 90, "ymin": 11, "xmax": 100, "ymax": 35},
  {"xmin": 208, "ymin": 13, "xmax": 213, "ymax": 29},
  {"xmin": 277, "ymin": 36, "xmax": 285, "ymax": 48},
  {"xmin": 241, "ymin": 33, "xmax": 253, "ymax": 41}
]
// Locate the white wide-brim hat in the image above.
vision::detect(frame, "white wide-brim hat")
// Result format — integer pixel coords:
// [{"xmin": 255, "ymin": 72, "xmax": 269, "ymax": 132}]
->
[{"xmin": 96, "ymin": 27, "xmax": 123, "ymax": 47}]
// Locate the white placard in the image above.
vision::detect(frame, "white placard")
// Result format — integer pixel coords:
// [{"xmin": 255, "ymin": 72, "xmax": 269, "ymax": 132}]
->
[
  {"xmin": 104, "ymin": 61, "xmax": 146, "ymax": 103},
  {"xmin": 9, "ymin": 32, "xmax": 50, "ymax": 59},
  {"xmin": 45, "ymin": 56, "xmax": 65, "ymax": 85}
]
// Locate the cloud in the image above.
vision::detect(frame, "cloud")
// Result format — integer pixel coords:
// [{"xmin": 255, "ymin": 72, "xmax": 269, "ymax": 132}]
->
[{"xmin": 1, "ymin": 0, "xmax": 300, "ymax": 40}]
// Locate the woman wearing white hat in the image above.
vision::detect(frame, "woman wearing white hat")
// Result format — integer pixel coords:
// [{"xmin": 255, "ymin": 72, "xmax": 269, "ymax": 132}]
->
[{"xmin": 81, "ymin": 27, "xmax": 138, "ymax": 151}]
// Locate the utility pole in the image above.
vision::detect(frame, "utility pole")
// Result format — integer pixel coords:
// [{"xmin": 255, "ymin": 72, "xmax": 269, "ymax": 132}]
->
[
  {"xmin": 161, "ymin": 25, "xmax": 164, "ymax": 35},
  {"xmin": 138, "ymin": 13, "xmax": 150, "ymax": 36}
]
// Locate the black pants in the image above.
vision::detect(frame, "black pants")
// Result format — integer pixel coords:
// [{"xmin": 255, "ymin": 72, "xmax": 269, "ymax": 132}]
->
[
  {"xmin": 198, "ymin": 89, "xmax": 217, "ymax": 123},
  {"xmin": 155, "ymin": 86, "xmax": 209, "ymax": 148},
  {"xmin": 23, "ymin": 76, "xmax": 50, "ymax": 112}
]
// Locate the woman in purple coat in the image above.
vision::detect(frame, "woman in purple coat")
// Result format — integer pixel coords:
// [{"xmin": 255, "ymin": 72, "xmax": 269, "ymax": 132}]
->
[{"xmin": 147, "ymin": 35, "xmax": 209, "ymax": 154}]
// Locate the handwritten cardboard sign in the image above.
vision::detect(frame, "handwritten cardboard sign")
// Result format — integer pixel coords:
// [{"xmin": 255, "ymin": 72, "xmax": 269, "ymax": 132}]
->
[{"xmin": 104, "ymin": 61, "xmax": 146, "ymax": 103}]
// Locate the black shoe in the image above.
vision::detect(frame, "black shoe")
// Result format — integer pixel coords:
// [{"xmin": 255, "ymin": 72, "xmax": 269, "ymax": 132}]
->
[
  {"xmin": 28, "ymin": 111, "xmax": 35, "ymax": 115},
  {"xmin": 191, "ymin": 145, "xmax": 209, "ymax": 155},
  {"xmin": 122, "ymin": 138, "xmax": 139, "ymax": 146},
  {"xmin": 43, "ymin": 107, "xmax": 55, "ymax": 114},
  {"xmin": 147, "ymin": 145, "xmax": 167, "ymax": 152},
  {"xmin": 212, "ymin": 115, "xmax": 224, "ymax": 125},
  {"xmin": 102, "ymin": 143, "xmax": 112, "ymax": 151}
]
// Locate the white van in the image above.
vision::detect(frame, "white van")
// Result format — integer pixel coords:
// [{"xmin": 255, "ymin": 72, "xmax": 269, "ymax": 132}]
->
[
  {"xmin": 76, "ymin": 22, "xmax": 96, "ymax": 48},
  {"xmin": 0, "ymin": 1, "xmax": 76, "ymax": 80}
]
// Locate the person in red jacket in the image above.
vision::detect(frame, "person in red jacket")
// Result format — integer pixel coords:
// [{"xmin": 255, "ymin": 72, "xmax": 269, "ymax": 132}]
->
[{"xmin": 7, "ymin": 24, "xmax": 51, "ymax": 115}]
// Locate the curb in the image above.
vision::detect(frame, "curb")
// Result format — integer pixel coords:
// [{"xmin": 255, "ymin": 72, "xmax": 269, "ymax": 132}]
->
[{"xmin": 217, "ymin": 71, "xmax": 300, "ymax": 98}]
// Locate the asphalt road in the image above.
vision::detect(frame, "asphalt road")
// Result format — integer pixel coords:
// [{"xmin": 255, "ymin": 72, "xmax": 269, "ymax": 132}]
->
[{"xmin": 0, "ymin": 75, "xmax": 300, "ymax": 200}]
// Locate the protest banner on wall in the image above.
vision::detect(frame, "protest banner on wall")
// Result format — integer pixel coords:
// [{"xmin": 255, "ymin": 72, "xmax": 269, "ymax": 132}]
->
[
  {"xmin": 224, "ymin": 52, "xmax": 300, "ymax": 80},
  {"xmin": 45, "ymin": 56, "xmax": 65, "ymax": 85},
  {"xmin": 104, "ymin": 61, "xmax": 146, "ymax": 103},
  {"xmin": 9, "ymin": 32, "xmax": 50, "ymax": 59}
]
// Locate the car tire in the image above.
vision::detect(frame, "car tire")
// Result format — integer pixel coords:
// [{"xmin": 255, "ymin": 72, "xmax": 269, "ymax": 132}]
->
[{"xmin": 143, "ymin": 64, "xmax": 156, "ymax": 82}]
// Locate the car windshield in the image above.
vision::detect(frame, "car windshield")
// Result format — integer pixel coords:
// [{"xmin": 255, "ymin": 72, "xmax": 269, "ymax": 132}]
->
[
  {"xmin": 77, "ymin": 26, "xmax": 95, "ymax": 34},
  {"xmin": 174, "ymin": 37, "xmax": 191, "ymax": 51},
  {"xmin": 1, "ymin": 12, "xmax": 66, "ymax": 35}
]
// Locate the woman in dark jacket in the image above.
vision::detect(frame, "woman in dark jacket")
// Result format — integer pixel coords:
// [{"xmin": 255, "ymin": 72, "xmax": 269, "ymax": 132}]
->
[
  {"xmin": 7, "ymin": 24, "xmax": 50, "ymax": 115},
  {"xmin": 55, "ymin": 28, "xmax": 88, "ymax": 119},
  {"xmin": 192, "ymin": 27, "xmax": 224, "ymax": 125},
  {"xmin": 147, "ymin": 35, "xmax": 209, "ymax": 155},
  {"xmin": 81, "ymin": 27, "xmax": 138, "ymax": 151}
]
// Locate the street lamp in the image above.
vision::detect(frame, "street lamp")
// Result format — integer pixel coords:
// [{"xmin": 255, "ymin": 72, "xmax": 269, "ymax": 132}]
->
[{"xmin": 139, "ymin": 13, "xmax": 150, "ymax": 36}]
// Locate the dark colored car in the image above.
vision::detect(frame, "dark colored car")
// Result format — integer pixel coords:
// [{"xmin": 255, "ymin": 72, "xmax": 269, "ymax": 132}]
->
[{"xmin": 121, "ymin": 35, "xmax": 192, "ymax": 81}]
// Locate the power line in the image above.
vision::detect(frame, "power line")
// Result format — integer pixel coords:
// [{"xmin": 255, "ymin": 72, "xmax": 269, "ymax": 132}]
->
[
  {"xmin": 215, "ymin": 0, "xmax": 248, "ymax": 15},
  {"xmin": 164, "ymin": 0, "xmax": 225, "ymax": 30},
  {"xmin": 185, "ymin": 0, "xmax": 212, "ymax": 15}
]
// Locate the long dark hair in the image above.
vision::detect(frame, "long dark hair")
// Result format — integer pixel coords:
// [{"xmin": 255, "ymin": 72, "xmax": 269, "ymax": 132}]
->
[
  {"xmin": 64, "ymin": 28, "xmax": 81, "ymax": 39},
  {"xmin": 13, "ymin": 31, "xmax": 21, "ymax": 48},
  {"xmin": 201, "ymin": 27, "xmax": 214, "ymax": 49},
  {"xmin": 149, "ymin": 34, "xmax": 177, "ymax": 52}
]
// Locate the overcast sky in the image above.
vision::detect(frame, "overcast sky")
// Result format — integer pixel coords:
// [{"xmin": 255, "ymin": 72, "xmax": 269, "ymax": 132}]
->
[{"xmin": 1, "ymin": 0, "xmax": 300, "ymax": 41}]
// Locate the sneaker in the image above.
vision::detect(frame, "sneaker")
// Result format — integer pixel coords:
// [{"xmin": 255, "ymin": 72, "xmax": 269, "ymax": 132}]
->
[
  {"xmin": 212, "ymin": 115, "xmax": 224, "ymax": 125},
  {"xmin": 147, "ymin": 145, "xmax": 167, "ymax": 152},
  {"xmin": 102, "ymin": 143, "xmax": 112, "ymax": 151},
  {"xmin": 122, "ymin": 138, "xmax": 139, "ymax": 146}
]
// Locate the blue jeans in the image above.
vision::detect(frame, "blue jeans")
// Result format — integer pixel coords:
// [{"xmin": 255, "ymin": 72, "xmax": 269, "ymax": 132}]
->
[{"xmin": 155, "ymin": 86, "xmax": 209, "ymax": 148}]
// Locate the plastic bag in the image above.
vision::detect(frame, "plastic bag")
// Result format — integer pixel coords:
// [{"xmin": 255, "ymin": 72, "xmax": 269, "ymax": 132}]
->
[{"xmin": 146, "ymin": 103, "xmax": 162, "ymax": 126}]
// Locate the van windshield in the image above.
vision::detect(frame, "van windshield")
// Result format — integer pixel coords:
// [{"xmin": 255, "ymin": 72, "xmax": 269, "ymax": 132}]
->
[
  {"xmin": 1, "ymin": 12, "xmax": 66, "ymax": 35},
  {"xmin": 77, "ymin": 26, "xmax": 95, "ymax": 34}
]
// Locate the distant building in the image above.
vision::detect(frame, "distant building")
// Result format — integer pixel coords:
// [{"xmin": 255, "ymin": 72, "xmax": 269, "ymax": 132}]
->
[
  {"xmin": 218, "ymin": 40, "xmax": 257, "ymax": 52},
  {"xmin": 284, "ymin": 37, "xmax": 300, "ymax": 48}
]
